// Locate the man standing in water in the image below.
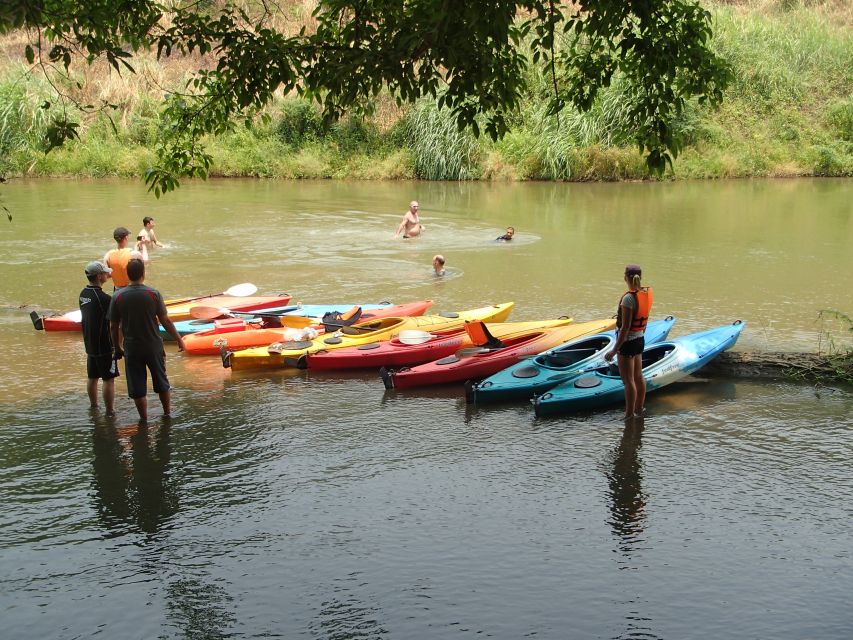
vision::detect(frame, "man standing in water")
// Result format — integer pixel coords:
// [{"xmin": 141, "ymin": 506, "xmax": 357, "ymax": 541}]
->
[
  {"xmin": 109, "ymin": 258, "xmax": 185, "ymax": 422},
  {"xmin": 394, "ymin": 201, "xmax": 426, "ymax": 238},
  {"xmin": 80, "ymin": 261, "xmax": 118, "ymax": 415},
  {"xmin": 104, "ymin": 227, "xmax": 143, "ymax": 290}
]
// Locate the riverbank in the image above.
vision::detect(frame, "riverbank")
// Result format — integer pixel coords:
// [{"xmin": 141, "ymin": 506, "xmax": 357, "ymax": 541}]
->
[{"xmin": 0, "ymin": 1, "xmax": 851, "ymax": 181}]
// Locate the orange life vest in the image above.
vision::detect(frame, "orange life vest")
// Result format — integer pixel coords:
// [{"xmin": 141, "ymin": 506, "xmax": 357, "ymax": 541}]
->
[
  {"xmin": 105, "ymin": 248, "xmax": 133, "ymax": 287},
  {"xmin": 617, "ymin": 287, "xmax": 653, "ymax": 332}
]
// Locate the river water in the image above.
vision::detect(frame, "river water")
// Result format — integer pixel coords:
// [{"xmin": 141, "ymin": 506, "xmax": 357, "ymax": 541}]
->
[{"xmin": 1, "ymin": 178, "xmax": 851, "ymax": 638}]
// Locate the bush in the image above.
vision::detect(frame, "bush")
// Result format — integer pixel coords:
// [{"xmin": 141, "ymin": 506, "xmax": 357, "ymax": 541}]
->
[
  {"xmin": 275, "ymin": 98, "xmax": 326, "ymax": 146},
  {"xmin": 826, "ymin": 98, "xmax": 853, "ymax": 142}
]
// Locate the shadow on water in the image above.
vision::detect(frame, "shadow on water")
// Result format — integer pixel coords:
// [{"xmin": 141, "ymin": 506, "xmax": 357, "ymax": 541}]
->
[
  {"xmin": 91, "ymin": 419, "xmax": 178, "ymax": 536},
  {"xmin": 92, "ymin": 416, "xmax": 240, "ymax": 638}
]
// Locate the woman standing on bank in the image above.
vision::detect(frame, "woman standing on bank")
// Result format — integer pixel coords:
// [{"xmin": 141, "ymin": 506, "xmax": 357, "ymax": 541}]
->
[{"xmin": 605, "ymin": 264, "xmax": 653, "ymax": 419}]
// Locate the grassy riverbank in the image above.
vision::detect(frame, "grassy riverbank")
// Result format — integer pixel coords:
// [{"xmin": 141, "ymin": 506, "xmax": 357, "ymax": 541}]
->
[{"xmin": 0, "ymin": 0, "xmax": 851, "ymax": 181}]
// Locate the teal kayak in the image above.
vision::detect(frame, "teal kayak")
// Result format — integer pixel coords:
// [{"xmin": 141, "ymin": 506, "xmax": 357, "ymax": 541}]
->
[
  {"xmin": 162, "ymin": 302, "xmax": 393, "ymax": 337},
  {"xmin": 533, "ymin": 321, "xmax": 745, "ymax": 417},
  {"xmin": 467, "ymin": 317, "xmax": 676, "ymax": 405}
]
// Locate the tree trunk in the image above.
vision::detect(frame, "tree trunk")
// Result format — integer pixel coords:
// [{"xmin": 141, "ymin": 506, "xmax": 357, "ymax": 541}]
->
[{"xmin": 701, "ymin": 351, "xmax": 849, "ymax": 381}]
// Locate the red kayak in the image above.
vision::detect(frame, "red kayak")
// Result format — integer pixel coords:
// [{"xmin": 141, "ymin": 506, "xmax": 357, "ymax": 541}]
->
[
  {"xmin": 183, "ymin": 299, "xmax": 434, "ymax": 355},
  {"xmin": 380, "ymin": 319, "xmax": 616, "ymax": 390},
  {"xmin": 304, "ymin": 318, "xmax": 573, "ymax": 371},
  {"xmin": 31, "ymin": 293, "xmax": 293, "ymax": 332}
]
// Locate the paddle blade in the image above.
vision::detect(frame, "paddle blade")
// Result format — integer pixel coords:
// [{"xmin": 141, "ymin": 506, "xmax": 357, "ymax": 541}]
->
[
  {"xmin": 274, "ymin": 315, "xmax": 316, "ymax": 329},
  {"xmin": 224, "ymin": 282, "xmax": 258, "ymax": 297},
  {"xmin": 190, "ymin": 306, "xmax": 231, "ymax": 320},
  {"xmin": 398, "ymin": 330, "xmax": 435, "ymax": 345}
]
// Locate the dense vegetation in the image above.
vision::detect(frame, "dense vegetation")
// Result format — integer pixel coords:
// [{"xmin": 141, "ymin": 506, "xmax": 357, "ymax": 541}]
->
[{"xmin": 0, "ymin": 0, "xmax": 851, "ymax": 182}]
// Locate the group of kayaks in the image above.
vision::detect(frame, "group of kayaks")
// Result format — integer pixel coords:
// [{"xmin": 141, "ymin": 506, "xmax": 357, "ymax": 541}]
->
[{"xmin": 32, "ymin": 283, "xmax": 744, "ymax": 416}]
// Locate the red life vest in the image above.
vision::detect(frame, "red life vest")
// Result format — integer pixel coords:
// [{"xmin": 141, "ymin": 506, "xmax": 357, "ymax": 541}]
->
[{"xmin": 617, "ymin": 287, "xmax": 653, "ymax": 332}]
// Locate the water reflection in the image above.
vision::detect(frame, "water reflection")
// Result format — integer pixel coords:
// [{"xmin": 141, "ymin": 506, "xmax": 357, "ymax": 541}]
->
[
  {"xmin": 605, "ymin": 418, "xmax": 648, "ymax": 553},
  {"xmin": 91, "ymin": 420, "xmax": 178, "ymax": 535},
  {"xmin": 310, "ymin": 583, "xmax": 389, "ymax": 639},
  {"xmin": 606, "ymin": 418, "xmax": 664, "ymax": 640},
  {"xmin": 165, "ymin": 577, "xmax": 236, "ymax": 639}
]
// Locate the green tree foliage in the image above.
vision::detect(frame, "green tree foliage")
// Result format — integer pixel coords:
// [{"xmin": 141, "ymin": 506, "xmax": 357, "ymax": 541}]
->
[{"xmin": 0, "ymin": 0, "xmax": 731, "ymax": 196}]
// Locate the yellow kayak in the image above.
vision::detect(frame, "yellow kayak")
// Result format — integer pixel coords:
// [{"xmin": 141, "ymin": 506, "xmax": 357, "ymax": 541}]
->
[{"xmin": 227, "ymin": 302, "xmax": 514, "ymax": 371}]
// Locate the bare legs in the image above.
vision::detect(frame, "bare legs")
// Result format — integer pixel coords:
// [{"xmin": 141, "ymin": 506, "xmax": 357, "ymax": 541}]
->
[
  {"xmin": 87, "ymin": 378, "xmax": 99, "ymax": 408},
  {"xmin": 103, "ymin": 379, "xmax": 115, "ymax": 415},
  {"xmin": 133, "ymin": 396, "xmax": 148, "ymax": 422},
  {"xmin": 617, "ymin": 354, "xmax": 646, "ymax": 418},
  {"xmin": 159, "ymin": 390, "xmax": 171, "ymax": 417},
  {"xmin": 88, "ymin": 378, "xmax": 116, "ymax": 415},
  {"xmin": 132, "ymin": 390, "xmax": 171, "ymax": 422}
]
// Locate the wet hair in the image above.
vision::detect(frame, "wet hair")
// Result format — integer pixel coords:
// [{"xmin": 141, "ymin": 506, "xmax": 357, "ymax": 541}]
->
[
  {"xmin": 127, "ymin": 258, "xmax": 145, "ymax": 282},
  {"xmin": 143, "ymin": 216, "xmax": 154, "ymax": 226},
  {"xmin": 433, "ymin": 255, "xmax": 445, "ymax": 266},
  {"xmin": 506, "ymin": 226, "xmax": 515, "ymax": 233}
]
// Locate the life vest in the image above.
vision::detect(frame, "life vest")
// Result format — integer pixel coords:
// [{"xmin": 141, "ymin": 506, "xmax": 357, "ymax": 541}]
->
[
  {"xmin": 105, "ymin": 248, "xmax": 133, "ymax": 287},
  {"xmin": 616, "ymin": 287, "xmax": 653, "ymax": 332}
]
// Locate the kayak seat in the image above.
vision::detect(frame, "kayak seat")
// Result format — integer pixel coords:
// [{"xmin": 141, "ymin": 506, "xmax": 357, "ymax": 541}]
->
[
  {"xmin": 464, "ymin": 321, "xmax": 504, "ymax": 348},
  {"xmin": 607, "ymin": 363, "xmax": 620, "ymax": 376},
  {"xmin": 543, "ymin": 348, "xmax": 598, "ymax": 367},
  {"xmin": 439, "ymin": 311, "xmax": 460, "ymax": 318}
]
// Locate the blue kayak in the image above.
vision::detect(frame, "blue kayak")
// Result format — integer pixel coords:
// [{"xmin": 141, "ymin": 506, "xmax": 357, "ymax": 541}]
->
[
  {"xmin": 533, "ymin": 320, "xmax": 745, "ymax": 417},
  {"xmin": 467, "ymin": 317, "xmax": 676, "ymax": 405},
  {"xmin": 164, "ymin": 302, "xmax": 393, "ymax": 337}
]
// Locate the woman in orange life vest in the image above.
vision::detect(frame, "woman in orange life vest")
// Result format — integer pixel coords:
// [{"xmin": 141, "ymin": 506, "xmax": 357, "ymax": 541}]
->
[{"xmin": 605, "ymin": 264, "xmax": 654, "ymax": 419}]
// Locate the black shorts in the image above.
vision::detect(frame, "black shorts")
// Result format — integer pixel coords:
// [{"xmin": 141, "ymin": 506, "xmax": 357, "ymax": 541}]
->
[
  {"xmin": 124, "ymin": 349, "xmax": 170, "ymax": 399},
  {"xmin": 618, "ymin": 336, "xmax": 645, "ymax": 357},
  {"xmin": 87, "ymin": 354, "xmax": 120, "ymax": 380}
]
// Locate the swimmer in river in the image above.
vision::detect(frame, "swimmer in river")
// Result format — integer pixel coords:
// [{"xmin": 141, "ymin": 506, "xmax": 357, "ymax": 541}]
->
[{"xmin": 394, "ymin": 201, "xmax": 425, "ymax": 239}]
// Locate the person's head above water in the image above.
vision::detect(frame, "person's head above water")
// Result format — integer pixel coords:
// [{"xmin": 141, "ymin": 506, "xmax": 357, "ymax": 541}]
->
[
  {"xmin": 432, "ymin": 254, "xmax": 446, "ymax": 275},
  {"xmin": 505, "ymin": 226, "xmax": 515, "ymax": 237},
  {"xmin": 410, "ymin": 201, "xmax": 419, "ymax": 212}
]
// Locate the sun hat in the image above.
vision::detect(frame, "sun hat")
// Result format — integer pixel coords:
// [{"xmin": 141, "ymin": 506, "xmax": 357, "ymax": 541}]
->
[{"xmin": 85, "ymin": 261, "xmax": 112, "ymax": 276}]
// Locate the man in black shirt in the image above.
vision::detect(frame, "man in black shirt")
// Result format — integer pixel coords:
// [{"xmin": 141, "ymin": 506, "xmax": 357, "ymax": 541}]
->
[
  {"xmin": 80, "ymin": 261, "xmax": 118, "ymax": 415},
  {"xmin": 109, "ymin": 258, "xmax": 185, "ymax": 422}
]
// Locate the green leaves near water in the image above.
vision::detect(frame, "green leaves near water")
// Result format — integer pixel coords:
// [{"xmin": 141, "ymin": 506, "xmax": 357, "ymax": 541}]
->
[{"xmin": 3, "ymin": 0, "xmax": 731, "ymax": 194}]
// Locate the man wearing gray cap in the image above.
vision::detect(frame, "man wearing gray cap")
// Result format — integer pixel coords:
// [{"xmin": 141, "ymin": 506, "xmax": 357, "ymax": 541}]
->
[{"xmin": 80, "ymin": 261, "xmax": 118, "ymax": 415}]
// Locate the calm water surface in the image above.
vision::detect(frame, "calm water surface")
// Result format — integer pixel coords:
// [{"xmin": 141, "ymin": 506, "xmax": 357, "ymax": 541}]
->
[{"xmin": 1, "ymin": 178, "xmax": 851, "ymax": 638}]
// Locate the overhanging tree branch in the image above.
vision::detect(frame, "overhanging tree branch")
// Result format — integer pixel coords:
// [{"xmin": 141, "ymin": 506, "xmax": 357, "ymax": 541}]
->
[{"xmin": 2, "ymin": 0, "xmax": 732, "ymax": 195}]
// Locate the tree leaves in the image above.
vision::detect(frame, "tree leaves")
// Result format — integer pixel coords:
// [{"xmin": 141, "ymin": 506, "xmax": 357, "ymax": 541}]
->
[{"xmin": 4, "ymin": 0, "xmax": 732, "ymax": 192}]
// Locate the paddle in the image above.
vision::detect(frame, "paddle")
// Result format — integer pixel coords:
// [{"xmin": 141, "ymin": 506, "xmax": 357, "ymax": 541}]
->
[
  {"xmin": 190, "ymin": 305, "xmax": 299, "ymax": 321},
  {"xmin": 398, "ymin": 330, "xmax": 436, "ymax": 345},
  {"xmin": 168, "ymin": 282, "xmax": 258, "ymax": 307}
]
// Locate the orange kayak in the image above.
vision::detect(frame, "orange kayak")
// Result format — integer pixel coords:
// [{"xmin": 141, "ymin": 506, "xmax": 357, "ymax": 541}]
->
[{"xmin": 183, "ymin": 299, "xmax": 434, "ymax": 355}]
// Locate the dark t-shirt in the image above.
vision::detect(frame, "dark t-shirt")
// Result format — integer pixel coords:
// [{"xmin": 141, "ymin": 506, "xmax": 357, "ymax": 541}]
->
[
  {"xmin": 109, "ymin": 283, "xmax": 167, "ymax": 356},
  {"xmin": 79, "ymin": 284, "xmax": 113, "ymax": 356}
]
